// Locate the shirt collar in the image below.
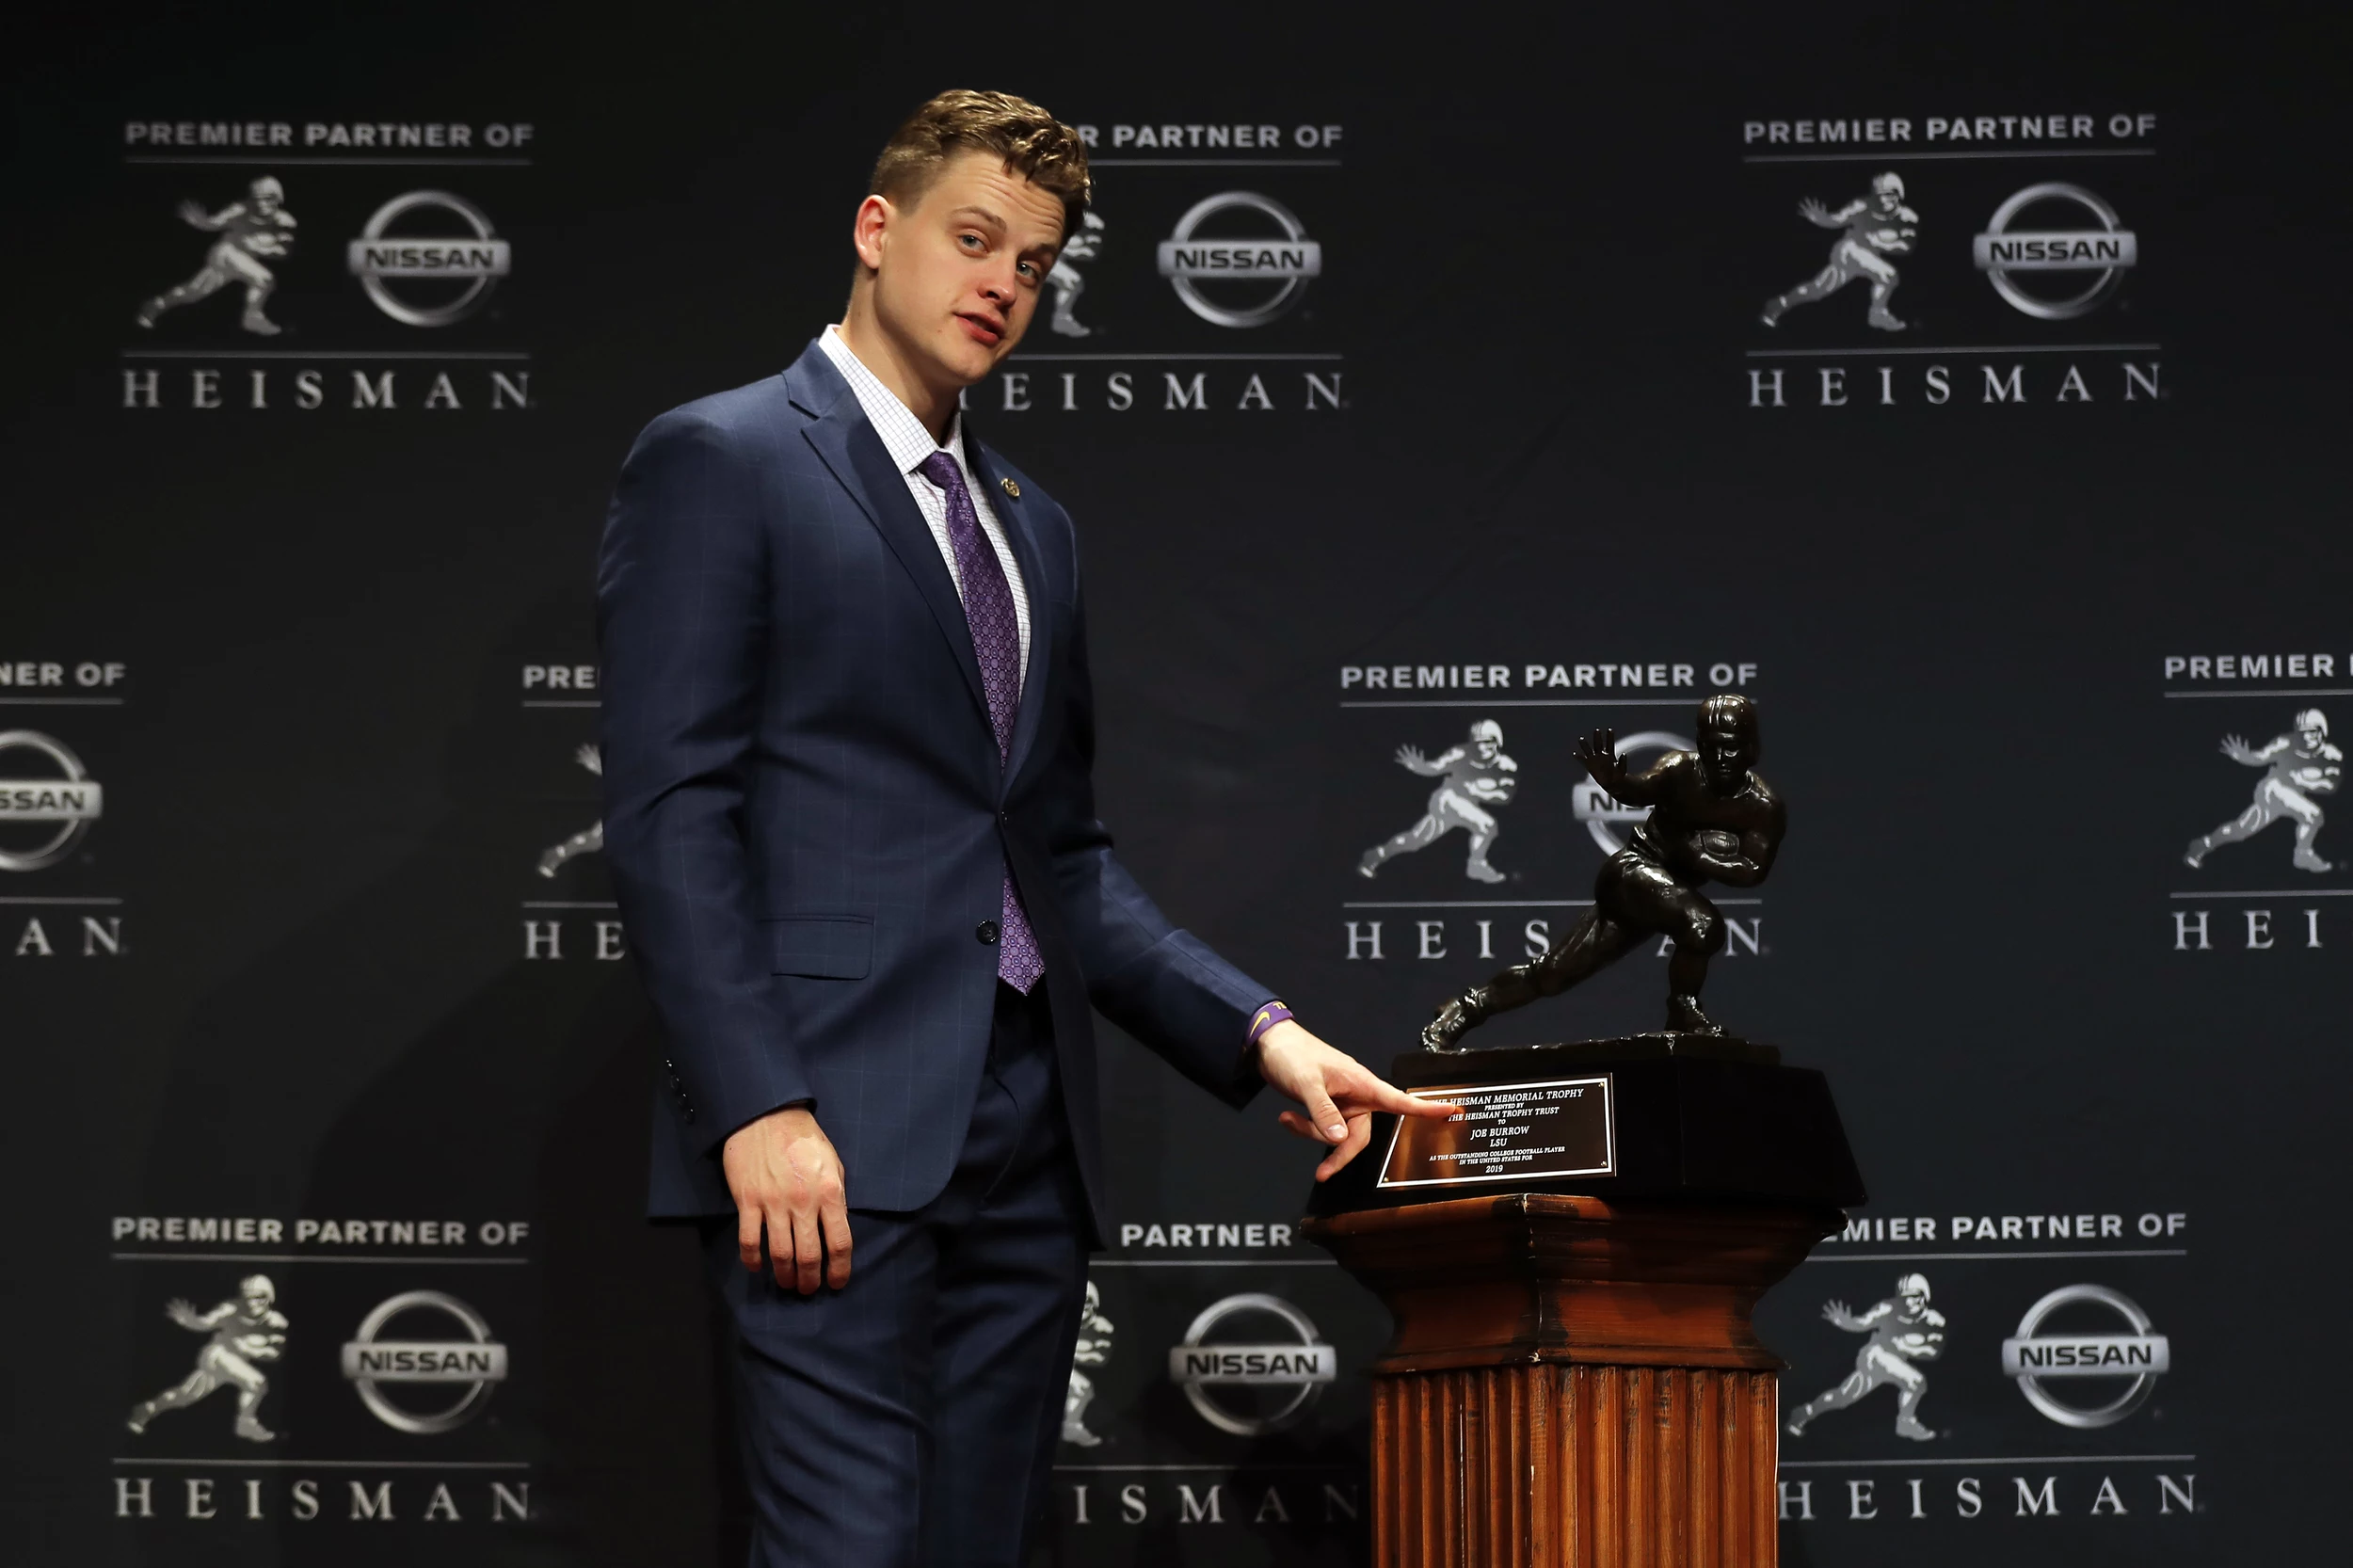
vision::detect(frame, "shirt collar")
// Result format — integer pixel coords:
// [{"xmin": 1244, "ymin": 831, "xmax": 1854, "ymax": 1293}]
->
[{"xmin": 819, "ymin": 324, "xmax": 969, "ymax": 479}]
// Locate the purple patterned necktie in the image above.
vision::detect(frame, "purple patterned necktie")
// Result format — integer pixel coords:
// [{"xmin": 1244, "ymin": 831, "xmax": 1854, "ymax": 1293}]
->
[{"xmin": 919, "ymin": 450, "xmax": 1045, "ymax": 993}]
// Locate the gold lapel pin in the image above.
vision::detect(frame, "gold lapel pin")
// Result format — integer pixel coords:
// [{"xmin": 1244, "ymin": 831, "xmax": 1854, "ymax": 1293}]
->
[{"xmin": 1000, "ymin": 476, "xmax": 1021, "ymax": 499}]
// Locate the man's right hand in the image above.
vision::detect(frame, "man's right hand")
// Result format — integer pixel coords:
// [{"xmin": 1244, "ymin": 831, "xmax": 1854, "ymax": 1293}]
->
[{"xmin": 722, "ymin": 1106, "xmax": 852, "ymax": 1295}]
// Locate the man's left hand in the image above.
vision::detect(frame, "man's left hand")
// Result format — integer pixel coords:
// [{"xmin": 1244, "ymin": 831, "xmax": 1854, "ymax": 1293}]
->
[{"xmin": 1255, "ymin": 1019, "xmax": 1459, "ymax": 1181}]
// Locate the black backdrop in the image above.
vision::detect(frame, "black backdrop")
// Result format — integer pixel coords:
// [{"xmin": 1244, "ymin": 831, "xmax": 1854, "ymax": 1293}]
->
[{"xmin": 8, "ymin": 3, "xmax": 2348, "ymax": 1562}]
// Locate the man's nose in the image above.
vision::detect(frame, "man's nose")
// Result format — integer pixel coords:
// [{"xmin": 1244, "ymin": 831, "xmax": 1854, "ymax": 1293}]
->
[{"xmin": 980, "ymin": 266, "xmax": 1020, "ymax": 305}]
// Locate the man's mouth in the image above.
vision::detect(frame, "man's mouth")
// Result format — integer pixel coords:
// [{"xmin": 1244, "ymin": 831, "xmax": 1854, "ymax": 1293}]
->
[{"xmin": 955, "ymin": 312, "xmax": 1004, "ymax": 346}]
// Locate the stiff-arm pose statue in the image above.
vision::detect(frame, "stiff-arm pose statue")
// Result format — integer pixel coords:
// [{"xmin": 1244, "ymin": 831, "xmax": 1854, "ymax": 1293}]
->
[{"xmin": 1422, "ymin": 695, "xmax": 1784, "ymax": 1048}]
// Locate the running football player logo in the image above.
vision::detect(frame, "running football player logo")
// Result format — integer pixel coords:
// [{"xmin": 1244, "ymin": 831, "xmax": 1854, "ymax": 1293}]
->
[
  {"xmin": 1760, "ymin": 172, "xmax": 1917, "ymax": 332},
  {"xmin": 1785, "ymin": 1273, "xmax": 1945, "ymax": 1442},
  {"xmin": 1047, "ymin": 211, "xmax": 1106, "ymax": 338},
  {"xmin": 2185, "ymin": 709, "xmax": 2340, "ymax": 872},
  {"xmin": 1358, "ymin": 719, "xmax": 1518, "ymax": 884},
  {"xmin": 1061, "ymin": 1279, "xmax": 1115, "ymax": 1448},
  {"xmin": 537, "ymin": 744, "xmax": 605, "ymax": 877},
  {"xmin": 125, "ymin": 1275, "xmax": 288, "ymax": 1443},
  {"xmin": 135, "ymin": 177, "xmax": 298, "ymax": 336}
]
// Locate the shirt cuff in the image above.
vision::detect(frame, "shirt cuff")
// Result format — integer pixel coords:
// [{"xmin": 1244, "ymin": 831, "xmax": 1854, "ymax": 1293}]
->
[{"xmin": 1245, "ymin": 1000, "xmax": 1294, "ymax": 1045}]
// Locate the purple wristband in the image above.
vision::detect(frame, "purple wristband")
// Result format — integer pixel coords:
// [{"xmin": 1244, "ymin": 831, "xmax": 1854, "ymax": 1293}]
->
[{"xmin": 1247, "ymin": 1001, "xmax": 1295, "ymax": 1045}]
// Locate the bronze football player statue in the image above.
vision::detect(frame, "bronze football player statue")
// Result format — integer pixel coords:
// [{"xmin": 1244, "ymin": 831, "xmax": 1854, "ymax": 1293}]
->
[{"xmin": 1422, "ymin": 694, "xmax": 1785, "ymax": 1049}]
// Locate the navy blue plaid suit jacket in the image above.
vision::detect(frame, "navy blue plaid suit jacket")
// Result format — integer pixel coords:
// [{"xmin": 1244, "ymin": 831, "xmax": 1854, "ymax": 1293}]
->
[{"xmin": 598, "ymin": 342, "xmax": 1272, "ymax": 1235}]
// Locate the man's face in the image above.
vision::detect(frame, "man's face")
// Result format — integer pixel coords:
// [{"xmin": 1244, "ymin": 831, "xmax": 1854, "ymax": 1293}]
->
[
  {"xmin": 1472, "ymin": 736, "xmax": 1498, "ymax": 762},
  {"xmin": 865, "ymin": 150, "xmax": 1065, "ymax": 392},
  {"xmin": 2299, "ymin": 724, "xmax": 2326, "ymax": 750},
  {"xmin": 1698, "ymin": 718, "xmax": 1754, "ymax": 793},
  {"xmin": 1900, "ymin": 1290, "xmax": 1925, "ymax": 1314}
]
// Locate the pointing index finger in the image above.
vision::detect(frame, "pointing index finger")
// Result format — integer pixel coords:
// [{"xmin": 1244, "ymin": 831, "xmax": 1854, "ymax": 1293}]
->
[{"xmin": 1379, "ymin": 1081, "xmax": 1462, "ymax": 1120}]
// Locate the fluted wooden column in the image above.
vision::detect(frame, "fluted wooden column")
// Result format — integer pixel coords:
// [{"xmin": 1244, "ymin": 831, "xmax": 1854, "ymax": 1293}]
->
[{"xmin": 1305, "ymin": 1193, "xmax": 1838, "ymax": 1568}]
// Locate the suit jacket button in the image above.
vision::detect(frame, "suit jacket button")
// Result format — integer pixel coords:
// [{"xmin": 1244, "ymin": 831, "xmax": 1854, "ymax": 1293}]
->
[{"xmin": 977, "ymin": 920, "xmax": 1000, "ymax": 945}]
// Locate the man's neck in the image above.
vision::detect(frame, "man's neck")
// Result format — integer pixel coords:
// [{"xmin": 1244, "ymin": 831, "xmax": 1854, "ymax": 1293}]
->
[{"xmin": 835, "ymin": 310, "xmax": 956, "ymax": 442}]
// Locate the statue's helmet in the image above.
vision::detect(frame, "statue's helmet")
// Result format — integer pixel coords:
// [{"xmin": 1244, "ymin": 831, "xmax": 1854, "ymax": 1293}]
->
[
  {"xmin": 1698, "ymin": 693, "xmax": 1758, "ymax": 742},
  {"xmin": 1895, "ymin": 1272, "xmax": 1930, "ymax": 1302},
  {"xmin": 248, "ymin": 176, "xmax": 284, "ymax": 205},
  {"xmin": 1468, "ymin": 719, "xmax": 1504, "ymax": 746},
  {"xmin": 1871, "ymin": 171, "xmax": 1906, "ymax": 200},
  {"xmin": 2295, "ymin": 709, "xmax": 2329, "ymax": 738},
  {"xmin": 238, "ymin": 1274, "xmax": 277, "ymax": 1306},
  {"xmin": 1082, "ymin": 1279, "xmax": 1100, "ymax": 1312}
]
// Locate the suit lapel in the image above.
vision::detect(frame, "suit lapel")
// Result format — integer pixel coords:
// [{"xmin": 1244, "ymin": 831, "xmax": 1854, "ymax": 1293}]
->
[
  {"xmin": 965, "ymin": 440, "xmax": 1058, "ymax": 787},
  {"xmin": 789, "ymin": 350, "xmax": 991, "ymax": 729}
]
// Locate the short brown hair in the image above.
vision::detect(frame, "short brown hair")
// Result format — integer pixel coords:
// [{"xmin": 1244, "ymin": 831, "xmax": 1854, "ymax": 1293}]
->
[{"xmin": 869, "ymin": 89, "xmax": 1091, "ymax": 238}]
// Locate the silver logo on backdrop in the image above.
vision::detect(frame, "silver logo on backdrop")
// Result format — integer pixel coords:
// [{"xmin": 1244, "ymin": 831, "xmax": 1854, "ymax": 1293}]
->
[
  {"xmin": 1060, "ymin": 1278, "xmax": 1115, "ymax": 1448},
  {"xmin": 0, "ymin": 730, "xmax": 104, "ymax": 872},
  {"xmin": 2185, "ymin": 709, "xmax": 2338, "ymax": 873},
  {"xmin": 1360, "ymin": 719, "xmax": 1519, "ymax": 884},
  {"xmin": 1785, "ymin": 1273, "xmax": 1945, "ymax": 1442},
  {"xmin": 1047, "ymin": 211, "xmax": 1107, "ymax": 338},
  {"xmin": 1165, "ymin": 1292, "xmax": 1336, "ymax": 1436},
  {"xmin": 2002, "ymin": 1284, "xmax": 2169, "ymax": 1429},
  {"xmin": 340, "ymin": 1289, "xmax": 510, "ymax": 1433},
  {"xmin": 1759, "ymin": 172, "xmax": 1917, "ymax": 332},
  {"xmin": 1157, "ymin": 192, "xmax": 1321, "ymax": 328},
  {"xmin": 135, "ymin": 177, "xmax": 298, "ymax": 336},
  {"xmin": 1972, "ymin": 183, "xmax": 2137, "ymax": 321},
  {"xmin": 347, "ymin": 190, "xmax": 512, "ymax": 327},
  {"xmin": 537, "ymin": 744, "xmax": 605, "ymax": 877},
  {"xmin": 126, "ymin": 1275, "xmax": 288, "ymax": 1443}
]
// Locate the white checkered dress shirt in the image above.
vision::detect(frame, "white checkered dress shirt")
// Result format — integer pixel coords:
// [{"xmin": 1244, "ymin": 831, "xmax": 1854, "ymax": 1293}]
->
[{"xmin": 819, "ymin": 326, "xmax": 1031, "ymax": 683}]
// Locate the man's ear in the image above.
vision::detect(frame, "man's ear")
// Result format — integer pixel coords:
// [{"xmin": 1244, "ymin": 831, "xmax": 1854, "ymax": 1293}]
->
[{"xmin": 852, "ymin": 194, "xmax": 891, "ymax": 272}]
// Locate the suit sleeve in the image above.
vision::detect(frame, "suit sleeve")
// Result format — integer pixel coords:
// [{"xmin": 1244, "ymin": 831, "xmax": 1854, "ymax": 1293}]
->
[
  {"xmin": 1037, "ymin": 553, "xmax": 1274, "ymax": 1109},
  {"xmin": 598, "ymin": 408, "xmax": 810, "ymax": 1155}
]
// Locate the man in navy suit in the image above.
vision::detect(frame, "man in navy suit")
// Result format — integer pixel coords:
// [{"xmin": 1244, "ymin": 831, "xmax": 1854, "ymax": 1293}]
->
[{"xmin": 598, "ymin": 90, "xmax": 1450, "ymax": 1567}]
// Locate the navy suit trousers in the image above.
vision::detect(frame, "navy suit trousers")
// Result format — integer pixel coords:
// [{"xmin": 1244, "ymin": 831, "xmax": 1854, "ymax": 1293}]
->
[{"xmin": 702, "ymin": 984, "xmax": 1088, "ymax": 1567}]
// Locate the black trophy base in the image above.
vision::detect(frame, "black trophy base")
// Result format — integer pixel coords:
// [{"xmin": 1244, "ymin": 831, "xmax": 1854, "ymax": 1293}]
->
[
  {"xmin": 1408, "ymin": 1031, "xmax": 1784, "ymax": 1075},
  {"xmin": 1305, "ymin": 1036, "xmax": 1866, "ymax": 1220}
]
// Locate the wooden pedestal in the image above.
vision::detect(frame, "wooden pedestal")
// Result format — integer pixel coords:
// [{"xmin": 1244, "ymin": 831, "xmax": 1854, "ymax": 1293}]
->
[{"xmin": 1304, "ymin": 1192, "xmax": 1839, "ymax": 1568}]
